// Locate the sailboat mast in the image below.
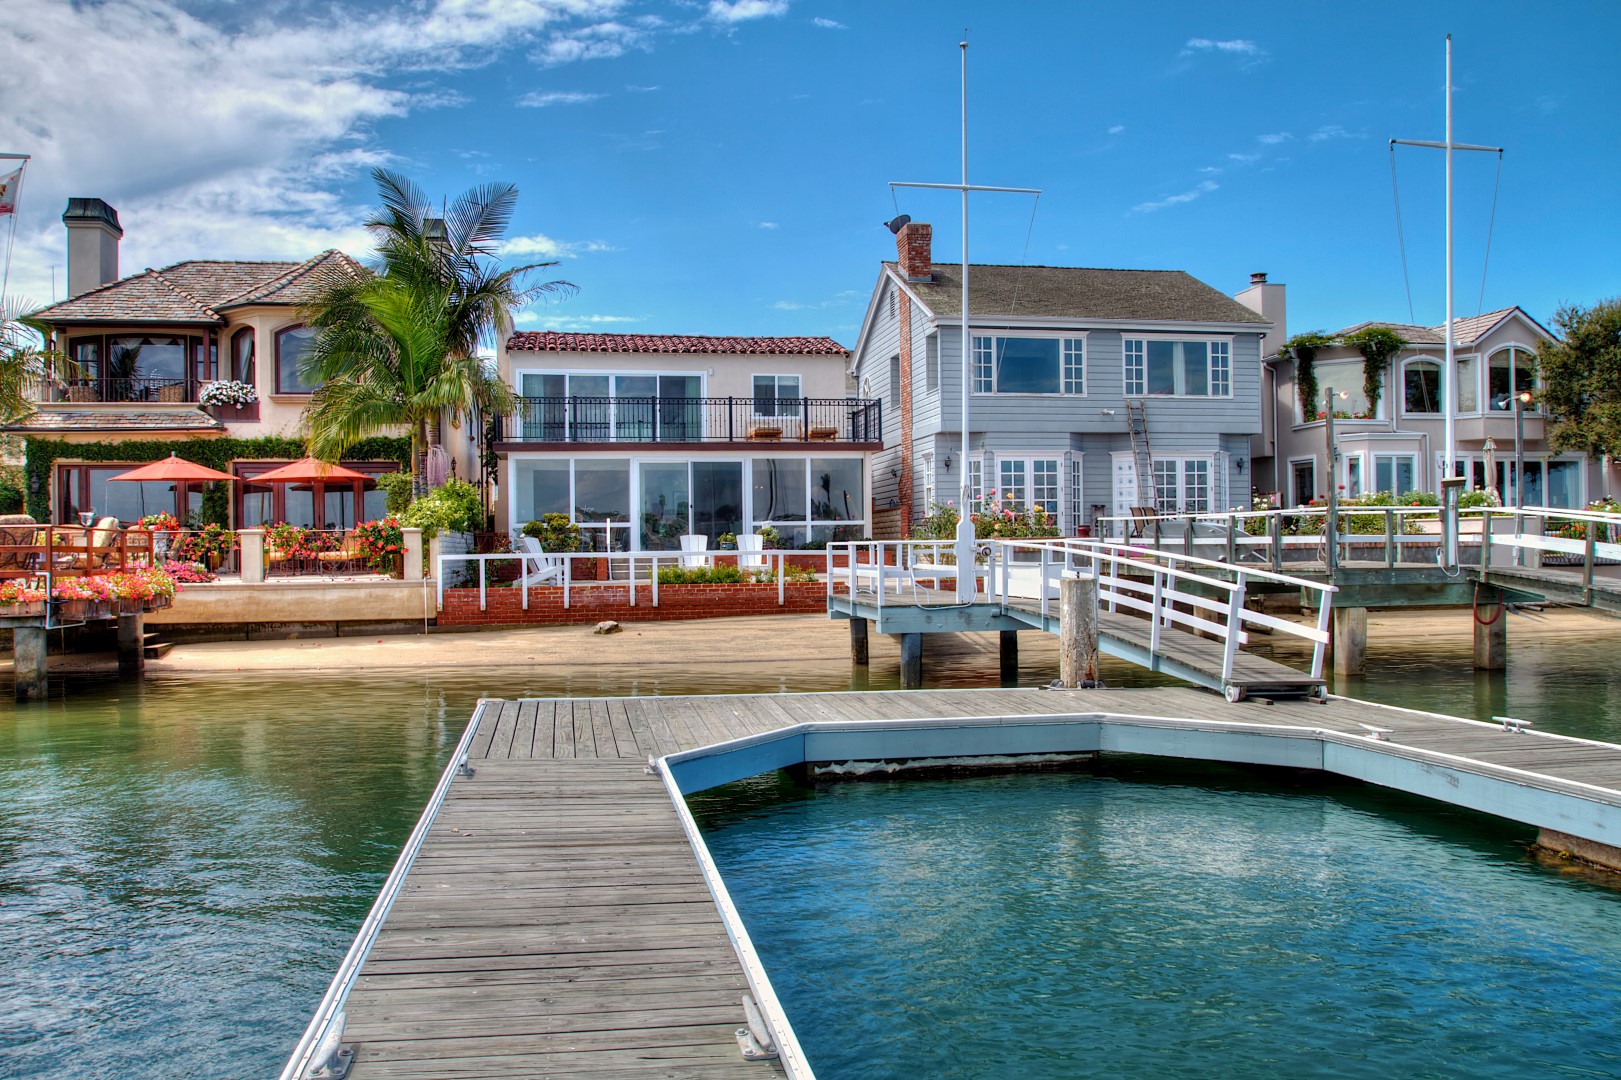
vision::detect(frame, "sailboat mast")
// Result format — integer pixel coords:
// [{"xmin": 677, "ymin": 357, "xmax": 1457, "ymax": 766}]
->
[
  {"xmin": 1444, "ymin": 33, "xmax": 1455, "ymax": 490},
  {"xmin": 960, "ymin": 38, "xmax": 971, "ymax": 510}
]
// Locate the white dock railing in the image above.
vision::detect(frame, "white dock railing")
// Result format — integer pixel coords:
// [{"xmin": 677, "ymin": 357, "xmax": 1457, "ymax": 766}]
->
[
  {"xmin": 279, "ymin": 700, "xmax": 495, "ymax": 1080},
  {"xmin": 1471, "ymin": 506, "xmax": 1621, "ymax": 593}
]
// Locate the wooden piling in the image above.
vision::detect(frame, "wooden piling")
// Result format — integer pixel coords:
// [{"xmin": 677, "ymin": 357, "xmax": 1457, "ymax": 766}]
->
[
  {"xmin": 999, "ymin": 630, "xmax": 1019, "ymax": 683},
  {"xmin": 1473, "ymin": 589, "xmax": 1507, "ymax": 670},
  {"xmin": 899, "ymin": 632, "xmax": 923, "ymax": 688},
  {"xmin": 1332, "ymin": 606, "xmax": 1367, "ymax": 677},
  {"xmin": 13, "ymin": 625, "xmax": 47, "ymax": 702},
  {"xmin": 1059, "ymin": 573, "xmax": 1100, "ymax": 688},
  {"xmin": 850, "ymin": 616, "xmax": 869, "ymax": 665}
]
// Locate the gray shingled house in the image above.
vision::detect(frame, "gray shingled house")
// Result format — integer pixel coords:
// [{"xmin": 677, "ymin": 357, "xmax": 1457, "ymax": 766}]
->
[{"xmin": 848, "ymin": 221, "xmax": 1273, "ymax": 537}]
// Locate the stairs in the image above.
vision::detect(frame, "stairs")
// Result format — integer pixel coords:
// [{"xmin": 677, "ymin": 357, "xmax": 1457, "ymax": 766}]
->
[
  {"xmin": 1125, "ymin": 398, "xmax": 1157, "ymax": 510},
  {"xmin": 143, "ymin": 632, "xmax": 174, "ymax": 660}
]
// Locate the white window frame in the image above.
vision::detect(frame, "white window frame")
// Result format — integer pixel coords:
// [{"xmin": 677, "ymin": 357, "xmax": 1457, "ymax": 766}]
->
[
  {"xmin": 969, "ymin": 332, "xmax": 1088, "ymax": 396},
  {"xmin": 1151, "ymin": 455, "xmax": 1215, "ymax": 513},
  {"xmin": 1123, "ymin": 335, "xmax": 1235, "ymax": 398},
  {"xmin": 1287, "ymin": 455, "xmax": 1318, "ymax": 508},
  {"xmin": 1400, "ymin": 355, "xmax": 1443, "ymax": 417},
  {"xmin": 1371, "ymin": 452, "xmax": 1418, "ymax": 496},
  {"xmin": 752, "ymin": 373, "xmax": 803, "ymax": 420},
  {"xmin": 1455, "ymin": 353, "xmax": 1481, "ymax": 415},
  {"xmin": 1485, "ymin": 344, "xmax": 1541, "ymax": 414}
]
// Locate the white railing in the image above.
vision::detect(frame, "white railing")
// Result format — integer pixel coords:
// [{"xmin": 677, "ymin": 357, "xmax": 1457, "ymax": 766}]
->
[
  {"xmin": 1471, "ymin": 506, "xmax": 1621, "ymax": 593},
  {"xmin": 279, "ymin": 699, "xmax": 494, "ymax": 1080},
  {"xmin": 436, "ymin": 548, "xmax": 824, "ymax": 613},
  {"xmin": 1099, "ymin": 505, "xmax": 1468, "ymax": 570},
  {"xmin": 826, "ymin": 539, "xmax": 994, "ymax": 611}
]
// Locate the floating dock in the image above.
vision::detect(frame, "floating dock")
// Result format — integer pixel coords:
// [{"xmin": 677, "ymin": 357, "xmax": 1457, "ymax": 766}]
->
[{"xmin": 291, "ymin": 687, "xmax": 1621, "ymax": 1079}]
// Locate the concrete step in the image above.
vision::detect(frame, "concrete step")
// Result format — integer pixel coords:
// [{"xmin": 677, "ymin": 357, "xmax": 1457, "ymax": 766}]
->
[{"xmin": 144, "ymin": 640, "xmax": 176, "ymax": 659}]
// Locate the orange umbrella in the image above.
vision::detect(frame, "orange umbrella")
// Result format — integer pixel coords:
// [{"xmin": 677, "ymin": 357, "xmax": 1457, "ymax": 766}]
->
[
  {"xmin": 108, "ymin": 453, "xmax": 236, "ymax": 485},
  {"xmin": 248, "ymin": 457, "xmax": 373, "ymax": 485}
]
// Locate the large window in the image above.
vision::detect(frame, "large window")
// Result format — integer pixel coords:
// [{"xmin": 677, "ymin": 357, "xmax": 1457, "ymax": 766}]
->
[
  {"xmin": 754, "ymin": 457, "xmax": 865, "ymax": 546},
  {"xmin": 1373, "ymin": 453, "xmax": 1417, "ymax": 495},
  {"xmin": 1403, "ymin": 358, "xmax": 1441, "ymax": 415},
  {"xmin": 57, "ymin": 464, "xmax": 201, "ymax": 525},
  {"xmin": 1152, "ymin": 458, "xmax": 1211, "ymax": 513},
  {"xmin": 515, "ymin": 372, "xmax": 702, "ymax": 441},
  {"xmin": 1306, "ymin": 358, "xmax": 1374, "ymax": 419},
  {"xmin": 230, "ymin": 328, "xmax": 256, "ymax": 385},
  {"xmin": 996, "ymin": 457, "xmax": 1061, "ymax": 515},
  {"xmin": 1455, "ymin": 355, "xmax": 1478, "ymax": 413},
  {"xmin": 1124, "ymin": 338, "xmax": 1229, "ymax": 397},
  {"xmin": 973, "ymin": 335, "xmax": 1084, "ymax": 395},
  {"xmin": 275, "ymin": 325, "xmax": 319, "ymax": 395},
  {"xmin": 235, "ymin": 461, "xmax": 395, "ymax": 527},
  {"xmin": 753, "ymin": 374, "xmax": 802, "ymax": 418},
  {"xmin": 1487, "ymin": 347, "xmax": 1537, "ymax": 412}
]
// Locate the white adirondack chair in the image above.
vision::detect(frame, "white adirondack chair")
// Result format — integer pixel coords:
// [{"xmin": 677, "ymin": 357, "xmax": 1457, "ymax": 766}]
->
[
  {"xmin": 736, "ymin": 533, "xmax": 767, "ymax": 571},
  {"xmin": 678, "ymin": 534, "xmax": 711, "ymax": 569},
  {"xmin": 516, "ymin": 535, "xmax": 564, "ymax": 587}
]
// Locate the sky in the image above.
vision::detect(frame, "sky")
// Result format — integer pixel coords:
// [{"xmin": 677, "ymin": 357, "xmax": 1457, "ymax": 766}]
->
[{"xmin": 2, "ymin": 0, "xmax": 1618, "ymax": 348}]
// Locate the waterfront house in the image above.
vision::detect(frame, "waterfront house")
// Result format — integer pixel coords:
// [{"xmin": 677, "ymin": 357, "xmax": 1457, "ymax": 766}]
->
[
  {"xmin": 12, "ymin": 198, "xmax": 408, "ymax": 526},
  {"xmin": 1251, "ymin": 301, "xmax": 1594, "ymax": 507},
  {"xmin": 489, "ymin": 332, "xmax": 880, "ymax": 551},
  {"xmin": 847, "ymin": 221, "xmax": 1272, "ymax": 537}
]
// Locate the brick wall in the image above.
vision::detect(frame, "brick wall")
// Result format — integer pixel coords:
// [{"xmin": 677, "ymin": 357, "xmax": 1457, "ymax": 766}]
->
[
  {"xmin": 437, "ymin": 581, "xmax": 830, "ymax": 627},
  {"xmin": 897, "ymin": 222, "xmax": 933, "ymax": 280}
]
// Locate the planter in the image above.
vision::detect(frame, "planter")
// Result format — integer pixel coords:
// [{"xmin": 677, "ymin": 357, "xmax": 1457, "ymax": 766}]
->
[
  {"xmin": 0, "ymin": 601, "xmax": 46, "ymax": 618},
  {"xmin": 206, "ymin": 401, "xmax": 260, "ymax": 422}
]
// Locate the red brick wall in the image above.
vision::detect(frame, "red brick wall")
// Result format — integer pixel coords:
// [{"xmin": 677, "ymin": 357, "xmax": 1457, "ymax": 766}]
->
[
  {"xmin": 897, "ymin": 292, "xmax": 914, "ymax": 538},
  {"xmin": 896, "ymin": 222, "xmax": 932, "ymax": 279},
  {"xmin": 437, "ymin": 582, "xmax": 830, "ymax": 627}
]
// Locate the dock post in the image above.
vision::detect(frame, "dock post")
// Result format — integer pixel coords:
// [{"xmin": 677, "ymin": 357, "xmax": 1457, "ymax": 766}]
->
[
  {"xmin": 13, "ymin": 625, "xmax": 47, "ymax": 702},
  {"xmin": 1473, "ymin": 588, "xmax": 1507, "ymax": 670},
  {"xmin": 850, "ymin": 616, "xmax": 869, "ymax": 665},
  {"xmin": 1332, "ymin": 606, "xmax": 1367, "ymax": 676},
  {"xmin": 1059, "ymin": 572, "xmax": 1100, "ymax": 688},
  {"xmin": 239, "ymin": 528, "xmax": 266, "ymax": 584},
  {"xmin": 116, "ymin": 613, "xmax": 145, "ymax": 675},
  {"xmin": 899, "ymin": 632, "xmax": 923, "ymax": 688},
  {"xmin": 999, "ymin": 630, "xmax": 1019, "ymax": 684}
]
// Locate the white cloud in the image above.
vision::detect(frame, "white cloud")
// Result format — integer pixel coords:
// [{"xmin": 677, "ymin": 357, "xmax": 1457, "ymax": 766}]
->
[
  {"xmin": 756, "ymin": 221, "xmax": 780, "ymax": 229},
  {"xmin": 530, "ymin": 19, "xmax": 655, "ymax": 68},
  {"xmin": 708, "ymin": 0, "xmax": 789, "ymax": 24},
  {"xmin": 1228, "ymin": 152, "xmax": 1262, "ymax": 165},
  {"xmin": 1257, "ymin": 132, "xmax": 1292, "ymax": 145},
  {"xmin": 1308, "ymin": 124, "xmax": 1357, "ymax": 142},
  {"xmin": 1108, "ymin": 124, "xmax": 1126, "ymax": 135},
  {"xmin": 1131, "ymin": 180, "xmax": 1218, "ymax": 214},
  {"xmin": 812, "ymin": 16, "xmax": 846, "ymax": 29},
  {"xmin": 0, "ymin": 0, "xmax": 632, "ymax": 302},
  {"xmin": 501, "ymin": 234, "xmax": 617, "ymax": 259},
  {"xmin": 517, "ymin": 90, "xmax": 604, "ymax": 107},
  {"xmin": 1198, "ymin": 166, "xmax": 1223, "ymax": 174},
  {"xmin": 625, "ymin": 84, "xmax": 662, "ymax": 92},
  {"xmin": 514, "ymin": 310, "xmax": 643, "ymax": 328},
  {"xmin": 772, "ymin": 289, "xmax": 860, "ymax": 311},
  {"xmin": 1181, "ymin": 37, "xmax": 1266, "ymax": 58}
]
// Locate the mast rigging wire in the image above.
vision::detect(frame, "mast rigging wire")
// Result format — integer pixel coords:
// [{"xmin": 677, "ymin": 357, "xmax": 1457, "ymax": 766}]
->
[
  {"xmin": 1476, "ymin": 150, "xmax": 1504, "ymax": 317},
  {"xmin": 1388, "ymin": 142, "xmax": 1416, "ymax": 325}
]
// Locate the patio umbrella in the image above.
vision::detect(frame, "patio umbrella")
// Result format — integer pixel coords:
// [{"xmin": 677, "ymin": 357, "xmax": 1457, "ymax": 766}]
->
[
  {"xmin": 249, "ymin": 457, "xmax": 374, "ymax": 530},
  {"xmin": 1482, "ymin": 438, "xmax": 1498, "ymax": 503},
  {"xmin": 108, "ymin": 453, "xmax": 237, "ymax": 522}
]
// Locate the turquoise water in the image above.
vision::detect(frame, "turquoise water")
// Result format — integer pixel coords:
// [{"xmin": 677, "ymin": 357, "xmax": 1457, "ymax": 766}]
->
[
  {"xmin": 693, "ymin": 764, "xmax": 1621, "ymax": 1079},
  {"xmin": 3, "ymin": 615, "xmax": 1621, "ymax": 1078}
]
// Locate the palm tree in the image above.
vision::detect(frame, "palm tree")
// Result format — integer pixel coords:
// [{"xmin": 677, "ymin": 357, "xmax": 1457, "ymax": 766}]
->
[
  {"xmin": 301, "ymin": 168, "xmax": 574, "ymax": 470},
  {"xmin": 0, "ymin": 297, "xmax": 74, "ymax": 423}
]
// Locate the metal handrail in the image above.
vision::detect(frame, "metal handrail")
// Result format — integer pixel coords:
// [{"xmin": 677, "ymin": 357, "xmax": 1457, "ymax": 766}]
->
[
  {"xmin": 503, "ymin": 395, "xmax": 882, "ymax": 443},
  {"xmin": 278, "ymin": 699, "xmax": 495, "ymax": 1080}
]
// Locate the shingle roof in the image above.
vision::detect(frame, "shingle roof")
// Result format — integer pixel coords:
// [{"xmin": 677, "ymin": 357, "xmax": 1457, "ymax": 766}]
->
[
  {"xmin": 3, "ymin": 408, "xmax": 224, "ymax": 434},
  {"xmin": 1330, "ymin": 307, "xmax": 1530, "ymax": 348},
  {"xmin": 890, "ymin": 263, "xmax": 1270, "ymax": 325},
  {"xmin": 506, "ymin": 332, "xmax": 848, "ymax": 354},
  {"xmin": 29, "ymin": 250, "xmax": 367, "ymax": 325}
]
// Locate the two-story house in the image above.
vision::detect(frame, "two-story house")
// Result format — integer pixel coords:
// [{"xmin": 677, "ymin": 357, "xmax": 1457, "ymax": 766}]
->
[
  {"xmin": 1253, "ymin": 302, "xmax": 1594, "ymax": 508},
  {"xmin": 490, "ymin": 332, "xmax": 880, "ymax": 550},
  {"xmin": 13, "ymin": 198, "xmax": 405, "ymax": 526},
  {"xmin": 848, "ymin": 221, "xmax": 1272, "ymax": 537}
]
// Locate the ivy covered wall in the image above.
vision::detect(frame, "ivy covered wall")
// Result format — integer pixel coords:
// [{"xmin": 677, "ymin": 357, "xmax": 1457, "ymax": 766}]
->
[{"xmin": 23, "ymin": 435, "xmax": 412, "ymax": 522}]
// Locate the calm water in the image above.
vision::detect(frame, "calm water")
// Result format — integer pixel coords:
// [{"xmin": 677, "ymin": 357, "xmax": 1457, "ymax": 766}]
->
[
  {"xmin": 2, "ymin": 616, "xmax": 1620, "ymax": 1078},
  {"xmin": 693, "ymin": 765, "xmax": 1621, "ymax": 1079}
]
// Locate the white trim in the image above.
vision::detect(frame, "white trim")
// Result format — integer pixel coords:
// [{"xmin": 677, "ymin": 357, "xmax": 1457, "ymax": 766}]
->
[
  {"xmin": 1399, "ymin": 353, "xmax": 1444, "ymax": 418},
  {"xmin": 1122, "ymin": 334, "xmax": 1236, "ymax": 399}
]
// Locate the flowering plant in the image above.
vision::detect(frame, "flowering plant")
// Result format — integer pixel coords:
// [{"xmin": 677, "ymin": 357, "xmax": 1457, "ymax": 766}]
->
[
  {"xmin": 163, "ymin": 559, "xmax": 215, "ymax": 583},
  {"xmin": 139, "ymin": 512, "xmax": 180, "ymax": 532},
  {"xmin": 101, "ymin": 568, "xmax": 178, "ymax": 602},
  {"xmin": 0, "ymin": 580, "xmax": 47, "ymax": 605},
  {"xmin": 966, "ymin": 491, "xmax": 1060, "ymax": 540},
  {"xmin": 51, "ymin": 575, "xmax": 114, "ymax": 602},
  {"xmin": 198, "ymin": 380, "xmax": 259, "ymax": 407},
  {"xmin": 170, "ymin": 522, "xmax": 237, "ymax": 565},
  {"xmin": 352, "ymin": 517, "xmax": 405, "ymax": 573},
  {"xmin": 265, "ymin": 522, "xmax": 339, "ymax": 560}
]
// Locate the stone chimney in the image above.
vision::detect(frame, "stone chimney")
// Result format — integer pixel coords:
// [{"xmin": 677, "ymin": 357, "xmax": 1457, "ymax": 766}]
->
[
  {"xmin": 63, "ymin": 198, "xmax": 123, "ymax": 297},
  {"xmin": 896, "ymin": 222, "xmax": 933, "ymax": 281},
  {"xmin": 1235, "ymin": 271, "xmax": 1286, "ymax": 359}
]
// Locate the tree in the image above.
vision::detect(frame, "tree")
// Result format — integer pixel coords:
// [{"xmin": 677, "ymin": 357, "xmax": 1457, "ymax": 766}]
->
[
  {"xmin": 0, "ymin": 297, "xmax": 73, "ymax": 424},
  {"xmin": 301, "ymin": 168, "xmax": 575, "ymax": 468},
  {"xmin": 1537, "ymin": 297, "xmax": 1621, "ymax": 457}
]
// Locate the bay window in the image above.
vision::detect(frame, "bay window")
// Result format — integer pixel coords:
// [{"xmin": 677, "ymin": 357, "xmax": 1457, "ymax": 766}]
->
[
  {"xmin": 1487, "ymin": 347, "xmax": 1536, "ymax": 411},
  {"xmin": 1304, "ymin": 358, "xmax": 1373, "ymax": 419},
  {"xmin": 972, "ymin": 335, "xmax": 1084, "ymax": 394},
  {"xmin": 1124, "ymin": 338, "xmax": 1230, "ymax": 397},
  {"xmin": 275, "ymin": 325, "xmax": 320, "ymax": 395}
]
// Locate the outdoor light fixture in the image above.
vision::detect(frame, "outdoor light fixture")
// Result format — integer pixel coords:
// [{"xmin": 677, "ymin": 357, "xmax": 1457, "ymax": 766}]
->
[{"xmin": 942, "ymin": 454, "xmax": 952, "ymax": 469}]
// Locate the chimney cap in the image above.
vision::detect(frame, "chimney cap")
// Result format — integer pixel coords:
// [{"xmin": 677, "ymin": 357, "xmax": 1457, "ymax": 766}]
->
[
  {"xmin": 1249, "ymin": 272, "xmax": 1268, "ymax": 286},
  {"xmin": 63, "ymin": 197, "xmax": 123, "ymax": 237},
  {"xmin": 884, "ymin": 214, "xmax": 911, "ymax": 235}
]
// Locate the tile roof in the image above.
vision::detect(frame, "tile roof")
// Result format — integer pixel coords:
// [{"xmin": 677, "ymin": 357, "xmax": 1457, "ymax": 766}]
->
[
  {"xmin": 505, "ymin": 332, "xmax": 848, "ymax": 354},
  {"xmin": 29, "ymin": 250, "xmax": 367, "ymax": 325},
  {"xmin": 3, "ymin": 408, "xmax": 224, "ymax": 434},
  {"xmin": 891, "ymin": 263, "xmax": 1271, "ymax": 325},
  {"xmin": 1330, "ymin": 307, "xmax": 1530, "ymax": 348}
]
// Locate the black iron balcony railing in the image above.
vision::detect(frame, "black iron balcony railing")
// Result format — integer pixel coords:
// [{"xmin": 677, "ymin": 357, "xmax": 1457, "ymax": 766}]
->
[
  {"xmin": 502, "ymin": 396, "xmax": 882, "ymax": 444},
  {"xmin": 58, "ymin": 377, "xmax": 192, "ymax": 404}
]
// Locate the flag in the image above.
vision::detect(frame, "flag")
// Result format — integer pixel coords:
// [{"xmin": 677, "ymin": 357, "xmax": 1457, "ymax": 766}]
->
[{"xmin": 0, "ymin": 163, "xmax": 22, "ymax": 216}]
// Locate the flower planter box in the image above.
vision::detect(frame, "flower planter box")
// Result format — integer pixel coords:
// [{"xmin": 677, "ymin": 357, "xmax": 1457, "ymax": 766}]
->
[
  {"xmin": 206, "ymin": 401, "xmax": 260, "ymax": 422},
  {"xmin": 0, "ymin": 601, "xmax": 47, "ymax": 618}
]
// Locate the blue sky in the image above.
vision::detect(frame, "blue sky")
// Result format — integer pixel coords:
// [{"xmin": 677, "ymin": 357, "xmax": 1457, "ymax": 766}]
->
[{"xmin": 3, "ymin": 0, "xmax": 1618, "ymax": 347}]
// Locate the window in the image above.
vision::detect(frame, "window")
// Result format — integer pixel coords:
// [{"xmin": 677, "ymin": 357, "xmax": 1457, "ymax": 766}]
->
[
  {"xmin": 1151, "ymin": 458, "xmax": 1211, "ymax": 513},
  {"xmin": 967, "ymin": 458, "xmax": 985, "ymax": 504},
  {"xmin": 925, "ymin": 334, "xmax": 939, "ymax": 392},
  {"xmin": 1403, "ymin": 358, "xmax": 1441, "ymax": 414},
  {"xmin": 1290, "ymin": 459, "xmax": 1316, "ymax": 507},
  {"xmin": 995, "ymin": 456, "xmax": 1061, "ymax": 517},
  {"xmin": 230, "ymin": 328, "xmax": 256, "ymax": 385},
  {"xmin": 889, "ymin": 355, "xmax": 902, "ymax": 409},
  {"xmin": 1000, "ymin": 460, "xmax": 1027, "ymax": 510},
  {"xmin": 1345, "ymin": 457, "xmax": 1363, "ymax": 498},
  {"xmin": 1487, "ymin": 347, "xmax": 1536, "ymax": 412},
  {"xmin": 1124, "ymin": 338, "xmax": 1230, "ymax": 397},
  {"xmin": 275, "ymin": 325, "xmax": 319, "ymax": 395},
  {"xmin": 515, "ymin": 372, "xmax": 701, "ymax": 441},
  {"xmin": 1456, "ymin": 354, "xmax": 1478, "ymax": 413},
  {"xmin": 1069, "ymin": 459, "xmax": 1084, "ymax": 533},
  {"xmin": 1547, "ymin": 459, "xmax": 1581, "ymax": 508},
  {"xmin": 1307, "ymin": 358, "xmax": 1373, "ymax": 419},
  {"xmin": 971, "ymin": 335, "xmax": 1084, "ymax": 394},
  {"xmin": 753, "ymin": 374, "xmax": 802, "ymax": 418},
  {"xmin": 1373, "ymin": 454, "xmax": 1416, "ymax": 496},
  {"xmin": 191, "ymin": 335, "xmax": 218, "ymax": 385}
]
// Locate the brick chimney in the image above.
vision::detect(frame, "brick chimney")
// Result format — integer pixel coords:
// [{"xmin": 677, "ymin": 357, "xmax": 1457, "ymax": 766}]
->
[
  {"xmin": 63, "ymin": 198, "xmax": 123, "ymax": 297},
  {"xmin": 896, "ymin": 222, "xmax": 933, "ymax": 281}
]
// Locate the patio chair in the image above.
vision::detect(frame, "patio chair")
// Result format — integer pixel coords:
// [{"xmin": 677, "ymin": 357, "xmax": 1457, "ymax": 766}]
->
[
  {"xmin": 678, "ymin": 534, "xmax": 711, "ymax": 569},
  {"xmin": 517, "ymin": 536, "xmax": 565, "ymax": 587},
  {"xmin": 317, "ymin": 532, "xmax": 366, "ymax": 574},
  {"xmin": 53, "ymin": 517, "xmax": 121, "ymax": 572},
  {"xmin": 0, "ymin": 515, "xmax": 43, "ymax": 576},
  {"xmin": 736, "ymin": 533, "xmax": 767, "ymax": 571}
]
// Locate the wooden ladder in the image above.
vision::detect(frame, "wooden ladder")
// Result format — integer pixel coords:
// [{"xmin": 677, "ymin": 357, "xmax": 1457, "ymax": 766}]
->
[{"xmin": 1125, "ymin": 398, "xmax": 1157, "ymax": 510}]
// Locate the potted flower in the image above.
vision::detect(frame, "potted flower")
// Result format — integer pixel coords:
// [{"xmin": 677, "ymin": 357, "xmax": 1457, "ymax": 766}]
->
[
  {"xmin": 0, "ymin": 579, "xmax": 47, "ymax": 617},
  {"xmin": 717, "ymin": 532, "xmax": 737, "ymax": 551},
  {"xmin": 171, "ymin": 522, "xmax": 237, "ymax": 571},
  {"xmin": 756, "ymin": 525, "xmax": 783, "ymax": 549},
  {"xmin": 198, "ymin": 379, "xmax": 260, "ymax": 421},
  {"xmin": 352, "ymin": 517, "xmax": 406, "ymax": 576}
]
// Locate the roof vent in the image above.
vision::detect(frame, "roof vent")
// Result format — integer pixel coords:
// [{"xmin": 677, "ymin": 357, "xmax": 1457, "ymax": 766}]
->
[{"xmin": 1250, "ymin": 272, "xmax": 1268, "ymax": 286}]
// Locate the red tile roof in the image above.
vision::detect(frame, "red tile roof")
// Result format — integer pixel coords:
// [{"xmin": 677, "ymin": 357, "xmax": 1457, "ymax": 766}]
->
[{"xmin": 506, "ymin": 332, "xmax": 847, "ymax": 355}]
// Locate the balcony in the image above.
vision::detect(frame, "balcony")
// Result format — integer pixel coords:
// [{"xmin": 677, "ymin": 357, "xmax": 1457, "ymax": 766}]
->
[
  {"xmin": 51, "ymin": 377, "xmax": 195, "ymax": 404},
  {"xmin": 498, "ymin": 396, "xmax": 882, "ymax": 446}
]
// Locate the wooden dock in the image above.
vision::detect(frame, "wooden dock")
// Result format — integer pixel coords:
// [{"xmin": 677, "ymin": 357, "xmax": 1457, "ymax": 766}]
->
[{"xmin": 334, "ymin": 687, "xmax": 1621, "ymax": 1079}]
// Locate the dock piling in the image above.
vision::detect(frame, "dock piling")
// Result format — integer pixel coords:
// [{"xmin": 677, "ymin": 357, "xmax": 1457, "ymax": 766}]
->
[
  {"xmin": 900, "ymin": 632, "xmax": 923, "ymax": 688},
  {"xmin": 117, "ymin": 614, "xmax": 144, "ymax": 675},
  {"xmin": 1059, "ymin": 572, "xmax": 1100, "ymax": 688},
  {"xmin": 999, "ymin": 630, "xmax": 1019, "ymax": 684},
  {"xmin": 1473, "ymin": 588, "xmax": 1507, "ymax": 670},
  {"xmin": 850, "ymin": 616, "xmax": 869, "ymax": 665},
  {"xmin": 13, "ymin": 625, "xmax": 47, "ymax": 701},
  {"xmin": 1332, "ymin": 607, "xmax": 1367, "ymax": 677}
]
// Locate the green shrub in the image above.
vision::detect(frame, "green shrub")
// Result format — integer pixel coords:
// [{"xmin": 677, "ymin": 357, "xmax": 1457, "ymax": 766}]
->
[
  {"xmin": 0, "ymin": 483, "xmax": 23, "ymax": 515},
  {"xmin": 521, "ymin": 513, "xmax": 581, "ymax": 553},
  {"xmin": 657, "ymin": 564, "xmax": 747, "ymax": 584},
  {"xmin": 400, "ymin": 479, "xmax": 484, "ymax": 537},
  {"xmin": 376, "ymin": 471, "xmax": 415, "ymax": 516},
  {"xmin": 756, "ymin": 524, "xmax": 783, "ymax": 548},
  {"xmin": 1457, "ymin": 488, "xmax": 1502, "ymax": 509}
]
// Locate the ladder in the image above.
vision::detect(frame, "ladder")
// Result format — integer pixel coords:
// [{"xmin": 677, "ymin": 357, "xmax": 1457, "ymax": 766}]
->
[{"xmin": 1125, "ymin": 398, "xmax": 1157, "ymax": 510}]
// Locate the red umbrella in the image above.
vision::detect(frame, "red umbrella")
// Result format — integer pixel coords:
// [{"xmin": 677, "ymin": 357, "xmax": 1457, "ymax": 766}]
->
[
  {"xmin": 108, "ymin": 453, "xmax": 237, "ymax": 485},
  {"xmin": 248, "ymin": 457, "xmax": 373, "ymax": 485}
]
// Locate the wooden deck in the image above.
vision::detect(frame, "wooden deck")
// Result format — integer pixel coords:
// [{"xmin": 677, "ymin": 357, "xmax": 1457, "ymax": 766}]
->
[{"xmin": 339, "ymin": 687, "xmax": 1621, "ymax": 1078}]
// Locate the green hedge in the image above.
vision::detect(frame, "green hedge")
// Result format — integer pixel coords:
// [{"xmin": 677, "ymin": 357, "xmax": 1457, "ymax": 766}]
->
[{"xmin": 23, "ymin": 435, "xmax": 411, "ymax": 522}]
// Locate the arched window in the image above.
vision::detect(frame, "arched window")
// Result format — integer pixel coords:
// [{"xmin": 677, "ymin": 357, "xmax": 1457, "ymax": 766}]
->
[
  {"xmin": 230, "ymin": 328, "xmax": 256, "ymax": 385},
  {"xmin": 1403, "ymin": 358, "xmax": 1441, "ymax": 414},
  {"xmin": 1488, "ymin": 347, "xmax": 1536, "ymax": 411},
  {"xmin": 275, "ymin": 325, "xmax": 319, "ymax": 395}
]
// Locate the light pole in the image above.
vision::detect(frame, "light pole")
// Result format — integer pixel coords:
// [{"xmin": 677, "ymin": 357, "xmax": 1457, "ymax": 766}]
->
[
  {"xmin": 1514, "ymin": 389, "xmax": 1532, "ymax": 508},
  {"xmin": 1324, "ymin": 387, "xmax": 1347, "ymax": 575}
]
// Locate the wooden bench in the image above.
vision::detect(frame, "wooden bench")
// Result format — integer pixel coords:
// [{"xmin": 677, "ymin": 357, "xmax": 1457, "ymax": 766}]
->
[
  {"xmin": 807, "ymin": 426, "xmax": 838, "ymax": 441},
  {"xmin": 748, "ymin": 426, "xmax": 783, "ymax": 441}
]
